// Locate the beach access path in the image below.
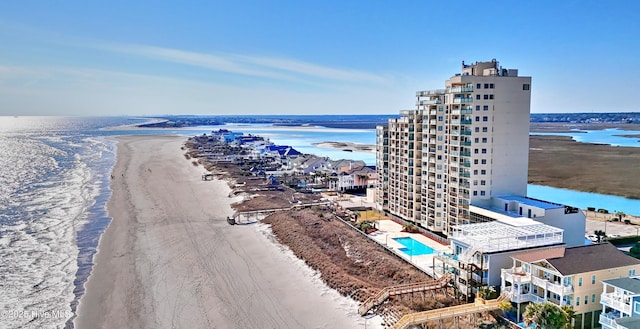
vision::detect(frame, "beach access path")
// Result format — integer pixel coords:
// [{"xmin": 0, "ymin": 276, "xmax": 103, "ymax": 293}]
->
[{"xmin": 75, "ymin": 135, "xmax": 371, "ymax": 329}]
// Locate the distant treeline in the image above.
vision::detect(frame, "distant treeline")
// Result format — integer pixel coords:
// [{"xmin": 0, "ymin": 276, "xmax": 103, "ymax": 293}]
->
[
  {"xmin": 138, "ymin": 114, "xmax": 400, "ymax": 129},
  {"xmin": 138, "ymin": 112, "xmax": 640, "ymax": 129},
  {"xmin": 531, "ymin": 112, "xmax": 640, "ymax": 123}
]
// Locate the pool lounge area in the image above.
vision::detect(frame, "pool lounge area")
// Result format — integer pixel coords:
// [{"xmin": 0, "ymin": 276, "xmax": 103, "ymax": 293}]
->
[{"xmin": 367, "ymin": 220, "xmax": 450, "ymax": 277}]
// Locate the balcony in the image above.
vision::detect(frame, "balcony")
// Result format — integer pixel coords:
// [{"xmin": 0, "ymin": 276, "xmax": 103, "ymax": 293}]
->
[
  {"xmin": 460, "ymin": 151, "xmax": 471, "ymax": 157},
  {"xmin": 461, "ymin": 119, "xmax": 473, "ymax": 125},
  {"xmin": 447, "ymin": 86, "xmax": 473, "ymax": 93},
  {"xmin": 417, "ymin": 99, "xmax": 442, "ymax": 106},
  {"xmin": 601, "ymin": 293, "xmax": 632, "ymax": 314},
  {"xmin": 417, "ymin": 89, "xmax": 445, "ymax": 97},
  {"xmin": 599, "ymin": 312, "xmax": 625, "ymax": 329},
  {"xmin": 529, "ymin": 275, "xmax": 574, "ymax": 295},
  {"xmin": 509, "ymin": 291, "xmax": 546, "ymax": 304},
  {"xmin": 453, "ymin": 97, "xmax": 473, "ymax": 104},
  {"xmin": 461, "ymin": 130, "xmax": 472, "ymax": 136}
]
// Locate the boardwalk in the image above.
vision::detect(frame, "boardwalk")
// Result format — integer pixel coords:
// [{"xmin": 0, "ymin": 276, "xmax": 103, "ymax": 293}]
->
[
  {"xmin": 390, "ymin": 294, "xmax": 509, "ymax": 329},
  {"xmin": 358, "ymin": 274, "xmax": 451, "ymax": 316},
  {"xmin": 229, "ymin": 201, "xmax": 331, "ymax": 224}
]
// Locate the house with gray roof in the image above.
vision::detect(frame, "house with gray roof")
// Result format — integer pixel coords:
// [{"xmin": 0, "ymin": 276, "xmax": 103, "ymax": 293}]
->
[
  {"xmin": 600, "ymin": 276, "xmax": 640, "ymax": 329},
  {"xmin": 501, "ymin": 243, "xmax": 640, "ymax": 329}
]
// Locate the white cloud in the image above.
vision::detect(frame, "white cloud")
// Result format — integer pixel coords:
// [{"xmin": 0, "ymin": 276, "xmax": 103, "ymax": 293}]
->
[
  {"xmin": 0, "ymin": 64, "xmax": 404, "ymax": 116},
  {"xmin": 97, "ymin": 43, "xmax": 389, "ymax": 85}
]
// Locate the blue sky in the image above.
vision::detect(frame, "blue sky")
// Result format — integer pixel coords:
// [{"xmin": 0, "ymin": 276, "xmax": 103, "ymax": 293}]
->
[{"xmin": 0, "ymin": 0, "xmax": 638, "ymax": 116}]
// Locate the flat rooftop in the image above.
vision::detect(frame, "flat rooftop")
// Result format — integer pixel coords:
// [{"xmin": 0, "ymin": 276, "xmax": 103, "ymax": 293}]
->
[
  {"xmin": 450, "ymin": 220, "xmax": 564, "ymax": 254},
  {"xmin": 496, "ymin": 195, "xmax": 564, "ymax": 210}
]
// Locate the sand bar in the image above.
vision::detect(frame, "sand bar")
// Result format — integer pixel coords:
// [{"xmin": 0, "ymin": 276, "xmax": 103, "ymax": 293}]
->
[{"xmin": 75, "ymin": 135, "xmax": 369, "ymax": 329}]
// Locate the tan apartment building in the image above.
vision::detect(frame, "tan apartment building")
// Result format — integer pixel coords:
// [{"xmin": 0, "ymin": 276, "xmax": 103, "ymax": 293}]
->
[
  {"xmin": 376, "ymin": 59, "xmax": 533, "ymax": 234},
  {"xmin": 501, "ymin": 243, "xmax": 640, "ymax": 329}
]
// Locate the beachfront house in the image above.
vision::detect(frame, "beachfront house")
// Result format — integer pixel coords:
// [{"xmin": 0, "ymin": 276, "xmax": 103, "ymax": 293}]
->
[
  {"xmin": 291, "ymin": 155, "xmax": 330, "ymax": 175},
  {"xmin": 599, "ymin": 275, "xmax": 640, "ymax": 329},
  {"xmin": 501, "ymin": 243, "xmax": 640, "ymax": 329},
  {"xmin": 433, "ymin": 217, "xmax": 565, "ymax": 299},
  {"xmin": 328, "ymin": 159, "xmax": 366, "ymax": 173},
  {"xmin": 331, "ymin": 166, "xmax": 377, "ymax": 192}
]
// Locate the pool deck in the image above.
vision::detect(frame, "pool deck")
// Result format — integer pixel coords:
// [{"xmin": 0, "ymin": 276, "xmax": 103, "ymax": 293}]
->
[{"xmin": 368, "ymin": 219, "xmax": 450, "ymax": 278}]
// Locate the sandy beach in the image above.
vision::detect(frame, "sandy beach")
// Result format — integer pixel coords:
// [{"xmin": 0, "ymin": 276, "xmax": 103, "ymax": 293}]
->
[{"xmin": 75, "ymin": 135, "xmax": 370, "ymax": 329}]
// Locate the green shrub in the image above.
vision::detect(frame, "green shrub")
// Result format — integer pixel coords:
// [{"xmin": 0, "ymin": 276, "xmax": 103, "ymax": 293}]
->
[
  {"xmin": 607, "ymin": 235, "xmax": 640, "ymax": 246},
  {"xmin": 630, "ymin": 242, "xmax": 640, "ymax": 259}
]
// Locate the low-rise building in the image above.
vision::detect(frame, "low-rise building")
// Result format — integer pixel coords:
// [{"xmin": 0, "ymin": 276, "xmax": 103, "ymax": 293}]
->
[
  {"xmin": 433, "ymin": 216, "xmax": 565, "ymax": 298},
  {"xmin": 501, "ymin": 243, "xmax": 640, "ymax": 329},
  {"xmin": 332, "ymin": 166, "xmax": 377, "ymax": 192},
  {"xmin": 600, "ymin": 275, "xmax": 640, "ymax": 329},
  {"xmin": 472, "ymin": 195, "xmax": 585, "ymax": 247}
]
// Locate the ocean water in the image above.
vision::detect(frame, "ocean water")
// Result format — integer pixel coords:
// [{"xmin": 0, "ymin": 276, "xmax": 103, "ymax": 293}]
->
[
  {"xmin": 0, "ymin": 117, "xmax": 148, "ymax": 329},
  {"xmin": 1, "ymin": 117, "xmax": 639, "ymax": 329}
]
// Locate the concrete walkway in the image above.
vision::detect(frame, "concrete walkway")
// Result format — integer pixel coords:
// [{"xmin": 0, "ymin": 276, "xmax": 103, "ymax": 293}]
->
[{"xmin": 368, "ymin": 220, "xmax": 450, "ymax": 277}]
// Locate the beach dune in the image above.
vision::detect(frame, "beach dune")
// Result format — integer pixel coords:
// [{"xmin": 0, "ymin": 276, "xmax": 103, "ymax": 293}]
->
[{"xmin": 75, "ymin": 135, "xmax": 368, "ymax": 329}]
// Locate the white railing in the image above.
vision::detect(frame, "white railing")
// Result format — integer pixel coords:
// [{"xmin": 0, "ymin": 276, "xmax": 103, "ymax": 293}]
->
[
  {"xmin": 601, "ymin": 293, "xmax": 632, "ymax": 314},
  {"xmin": 547, "ymin": 281, "xmax": 574, "ymax": 295},
  {"xmin": 599, "ymin": 313, "xmax": 624, "ymax": 329},
  {"xmin": 509, "ymin": 292, "xmax": 545, "ymax": 304},
  {"xmin": 502, "ymin": 268, "xmax": 532, "ymax": 284}
]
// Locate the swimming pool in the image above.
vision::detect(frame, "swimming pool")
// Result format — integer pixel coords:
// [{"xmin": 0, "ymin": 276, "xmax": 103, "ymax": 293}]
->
[{"xmin": 393, "ymin": 237, "xmax": 435, "ymax": 256}]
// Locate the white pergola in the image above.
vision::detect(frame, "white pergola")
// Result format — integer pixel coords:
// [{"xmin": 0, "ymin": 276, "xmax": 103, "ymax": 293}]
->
[{"xmin": 450, "ymin": 221, "xmax": 564, "ymax": 253}]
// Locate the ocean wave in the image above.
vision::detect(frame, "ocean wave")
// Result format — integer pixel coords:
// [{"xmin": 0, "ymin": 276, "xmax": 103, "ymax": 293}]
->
[{"xmin": 0, "ymin": 135, "xmax": 113, "ymax": 329}]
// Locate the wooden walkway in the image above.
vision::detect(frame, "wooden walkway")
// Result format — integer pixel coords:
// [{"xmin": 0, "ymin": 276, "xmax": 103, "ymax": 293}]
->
[
  {"xmin": 390, "ymin": 294, "xmax": 509, "ymax": 329},
  {"xmin": 358, "ymin": 274, "xmax": 451, "ymax": 316},
  {"xmin": 229, "ymin": 201, "xmax": 331, "ymax": 224}
]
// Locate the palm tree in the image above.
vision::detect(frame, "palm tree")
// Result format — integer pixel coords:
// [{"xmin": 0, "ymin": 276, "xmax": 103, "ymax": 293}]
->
[
  {"xmin": 594, "ymin": 229, "xmax": 607, "ymax": 243},
  {"xmin": 616, "ymin": 211, "xmax": 627, "ymax": 222},
  {"xmin": 523, "ymin": 301, "xmax": 572, "ymax": 329},
  {"xmin": 561, "ymin": 305, "xmax": 575, "ymax": 328}
]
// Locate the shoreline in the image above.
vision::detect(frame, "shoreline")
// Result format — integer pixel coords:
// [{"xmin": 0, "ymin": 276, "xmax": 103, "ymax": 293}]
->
[{"xmin": 74, "ymin": 135, "xmax": 370, "ymax": 329}]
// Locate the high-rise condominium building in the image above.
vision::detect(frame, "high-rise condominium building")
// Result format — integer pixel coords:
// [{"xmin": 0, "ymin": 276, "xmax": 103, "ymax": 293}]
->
[{"xmin": 376, "ymin": 59, "xmax": 533, "ymax": 235}]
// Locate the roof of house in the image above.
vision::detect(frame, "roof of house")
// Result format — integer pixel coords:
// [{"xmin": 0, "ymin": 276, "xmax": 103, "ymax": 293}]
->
[
  {"xmin": 340, "ymin": 166, "xmax": 376, "ymax": 175},
  {"xmin": 615, "ymin": 315, "xmax": 640, "ymax": 329},
  {"xmin": 513, "ymin": 247, "xmax": 566, "ymax": 263},
  {"xmin": 603, "ymin": 277, "xmax": 640, "ymax": 295},
  {"xmin": 545, "ymin": 243, "xmax": 640, "ymax": 275}
]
